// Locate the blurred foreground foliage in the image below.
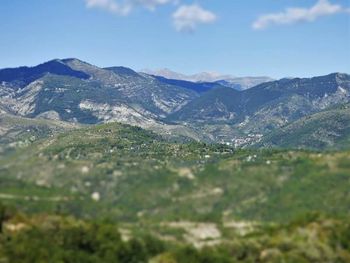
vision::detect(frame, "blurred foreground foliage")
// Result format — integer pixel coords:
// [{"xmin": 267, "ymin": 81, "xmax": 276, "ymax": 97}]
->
[{"xmin": 0, "ymin": 204, "xmax": 349, "ymax": 263}]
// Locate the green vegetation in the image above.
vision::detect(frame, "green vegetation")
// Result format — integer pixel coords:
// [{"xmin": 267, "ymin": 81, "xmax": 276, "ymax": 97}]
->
[
  {"xmin": 0, "ymin": 113, "xmax": 78, "ymax": 156},
  {"xmin": 0, "ymin": 206, "xmax": 349, "ymax": 263},
  {"xmin": 0, "ymin": 121, "xmax": 349, "ymax": 261},
  {"xmin": 0, "ymin": 123, "xmax": 349, "ymax": 223},
  {"xmin": 1, "ymin": 59, "xmax": 350, "ymax": 262},
  {"xmin": 257, "ymin": 104, "xmax": 350, "ymax": 150}
]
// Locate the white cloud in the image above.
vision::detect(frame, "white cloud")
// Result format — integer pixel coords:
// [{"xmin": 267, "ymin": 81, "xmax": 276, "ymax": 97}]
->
[
  {"xmin": 85, "ymin": 0, "xmax": 131, "ymax": 15},
  {"xmin": 173, "ymin": 4, "xmax": 217, "ymax": 32},
  {"xmin": 85, "ymin": 0, "xmax": 176, "ymax": 16},
  {"xmin": 253, "ymin": 0, "xmax": 348, "ymax": 30},
  {"xmin": 138, "ymin": 0, "xmax": 178, "ymax": 11}
]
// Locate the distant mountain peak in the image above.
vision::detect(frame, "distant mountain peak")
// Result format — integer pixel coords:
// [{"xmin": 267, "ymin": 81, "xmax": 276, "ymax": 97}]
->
[
  {"xmin": 141, "ymin": 68, "xmax": 234, "ymax": 82},
  {"xmin": 142, "ymin": 68, "xmax": 273, "ymax": 90}
]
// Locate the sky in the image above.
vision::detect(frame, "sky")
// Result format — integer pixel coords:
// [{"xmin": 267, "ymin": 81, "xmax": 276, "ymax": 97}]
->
[{"xmin": 0, "ymin": 0, "xmax": 349, "ymax": 78}]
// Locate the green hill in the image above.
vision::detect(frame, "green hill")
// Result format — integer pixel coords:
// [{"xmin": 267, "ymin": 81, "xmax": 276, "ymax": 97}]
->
[
  {"xmin": 0, "ymin": 122, "xmax": 349, "ymax": 261},
  {"xmin": 0, "ymin": 122, "xmax": 349, "ymax": 225},
  {"xmin": 257, "ymin": 104, "xmax": 350, "ymax": 150}
]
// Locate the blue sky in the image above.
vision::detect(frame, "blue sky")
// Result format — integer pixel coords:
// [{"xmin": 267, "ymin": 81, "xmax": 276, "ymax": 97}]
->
[{"xmin": 0, "ymin": 0, "xmax": 349, "ymax": 78}]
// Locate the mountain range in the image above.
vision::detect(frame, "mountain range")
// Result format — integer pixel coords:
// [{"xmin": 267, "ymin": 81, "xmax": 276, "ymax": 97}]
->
[
  {"xmin": 0, "ymin": 58, "xmax": 349, "ymax": 149},
  {"xmin": 141, "ymin": 68, "xmax": 233, "ymax": 82},
  {"xmin": 141, "ymin": 68, "xmax": 273, "ymax": 90},
  {"xmin": 170, "ymin": 73, "xmax": 350, "ymax": 131}
]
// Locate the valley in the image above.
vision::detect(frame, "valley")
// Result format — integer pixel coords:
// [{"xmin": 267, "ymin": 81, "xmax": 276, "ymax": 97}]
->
[{"xmin": 0, "ymin": 122, "xmax": 350, "ymax": 236}]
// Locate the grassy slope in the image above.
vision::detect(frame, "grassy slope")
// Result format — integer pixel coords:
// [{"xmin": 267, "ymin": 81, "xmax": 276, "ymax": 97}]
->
[
  {"xmin": 0, "ymin": 122, "xmax": 349, "ymax": 225},
  {"xmin": 0, "ymin": 113, "xmax": 79, "ymax": 155}
]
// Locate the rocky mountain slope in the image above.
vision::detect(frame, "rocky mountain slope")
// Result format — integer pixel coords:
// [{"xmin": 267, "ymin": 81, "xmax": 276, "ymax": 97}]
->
[
  {"xmin": 170, "ymin": 73, "xmax": 350, "ymax": 135},
  {"xmin": 0, "ymin": 59, "xmax": 197, "ymax": 127},
  {"xmin": 169, "ymin": 86, "xmax": 241, "ymax": 122}
]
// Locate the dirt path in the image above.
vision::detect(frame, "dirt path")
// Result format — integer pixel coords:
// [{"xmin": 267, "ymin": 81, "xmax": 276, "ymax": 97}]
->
[{"xmin": 0, "ymin": 193, "xmax": 68, "ymax": 202}]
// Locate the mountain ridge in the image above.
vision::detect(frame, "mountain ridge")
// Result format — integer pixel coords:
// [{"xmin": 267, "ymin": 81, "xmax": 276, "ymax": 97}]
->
[
  {"xmin": 170, "ymin": 72, "xmax": 350, "ymax": 127},
  {"xmin": 1, "ymin": 58, "xmax": 349, "ymax": 149}
]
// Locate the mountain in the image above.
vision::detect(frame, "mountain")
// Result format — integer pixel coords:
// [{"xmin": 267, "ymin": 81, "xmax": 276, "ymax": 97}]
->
[
  {"xmin": 141, "ymin": 68, "xmax": 273, "ymax": 90},
  {"xmin": 170, "ymin": 73, "xmax": 350, "ymax": 135},
  {"xmin": 0, "ymin": 59, "xmax": 90, "ymax": 89},
  {"xmin": 0, "ymin": 59, "xmax": 198, "ymax": 128},
  {"xmin": 255, "ymin": 103, "xmax": 350, "ymax": 150}
]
